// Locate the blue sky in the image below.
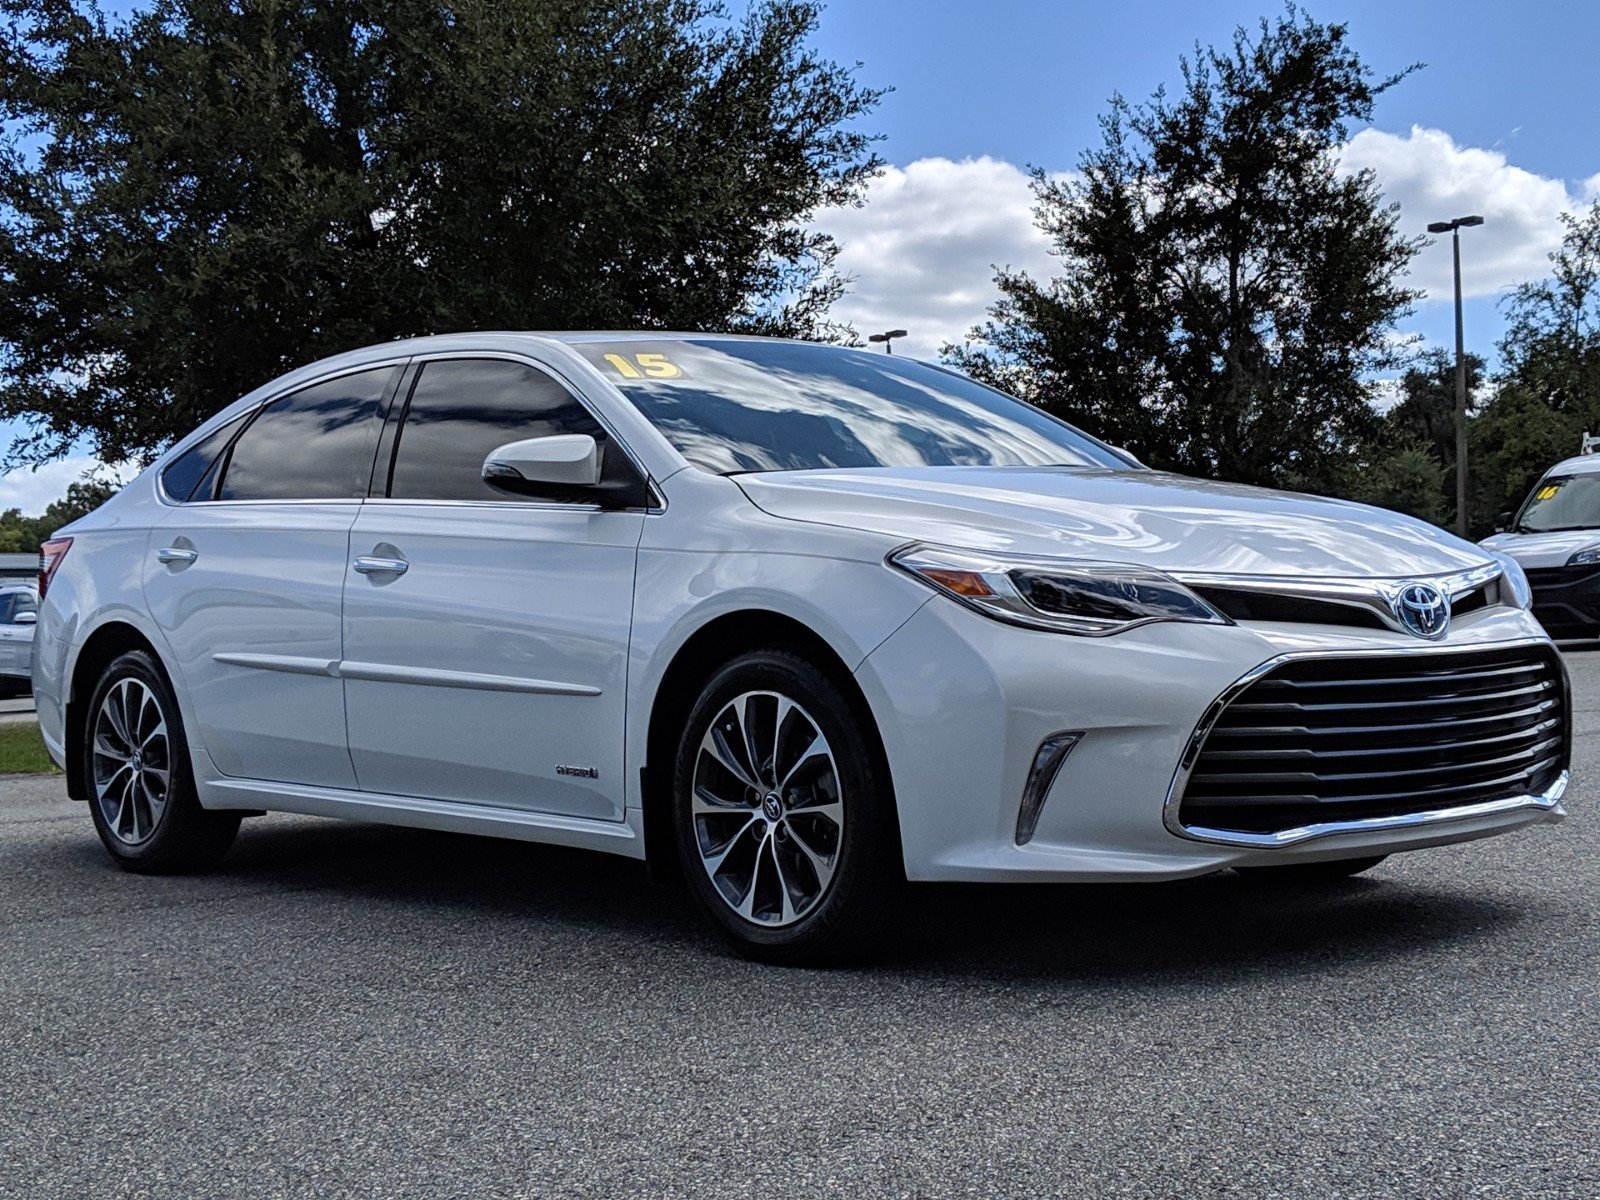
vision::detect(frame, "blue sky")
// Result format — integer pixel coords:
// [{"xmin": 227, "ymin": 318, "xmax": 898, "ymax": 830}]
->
[
  {"xmin": 3, "ymin": 0, "xmax": 1598, "ymax": 510},
  {"xmin": 804, "ymin": 0, "xmax": 1600, "ymax": 360}
]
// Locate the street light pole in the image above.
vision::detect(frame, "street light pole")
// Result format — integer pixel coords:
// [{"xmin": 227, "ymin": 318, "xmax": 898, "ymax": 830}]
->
[
  {"xmin": 867, "ymin": 329, "xmax": 908, "ymax": 355},
  {"xmin": 1427, "ymin": 215, "xmax": 1484, "ymax": 538}
]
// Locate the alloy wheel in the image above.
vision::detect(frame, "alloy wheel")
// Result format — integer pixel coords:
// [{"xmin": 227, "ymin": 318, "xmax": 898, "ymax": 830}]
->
[
  {"xmin": 691, "ymin": 689, "xmax": 844, "ymax": 927},
  {"xmin": 92, "ymin": 677, "xmax": 171, "ymax": 846}
]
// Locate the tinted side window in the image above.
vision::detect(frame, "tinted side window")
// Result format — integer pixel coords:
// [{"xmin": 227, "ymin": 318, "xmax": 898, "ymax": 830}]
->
[
  {"xmin": 389, "ymin": 360, "xmax": 606, "ymax": 502},
  {"xmin": 218, "ymin": 367, "xmax": 399, "ymax": 501},
  {"xmin": 161, "ymin": 413, "xmax": 248, "ymax": 502}
]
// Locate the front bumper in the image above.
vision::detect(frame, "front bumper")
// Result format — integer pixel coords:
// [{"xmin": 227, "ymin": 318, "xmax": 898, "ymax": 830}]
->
[{"xmin": 854, "ymin": 600, "xmax": 1566, "ymax": 882}]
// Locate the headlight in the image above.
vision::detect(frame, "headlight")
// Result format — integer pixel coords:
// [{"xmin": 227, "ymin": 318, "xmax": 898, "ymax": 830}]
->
[
  {"xmin": 888, "ymin": 543, "xmax": 1229, "ymax": 636},
  {"xmin": 1567, "ymin": 546, "xmax": 1600, "ymax": 567},
  {"xmin": 1487, "ymin": 551, "xmax": 1532, "ymax": 609}
]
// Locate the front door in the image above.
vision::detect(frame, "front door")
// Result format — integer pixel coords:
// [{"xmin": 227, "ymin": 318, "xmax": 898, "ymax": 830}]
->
[{"xmin": 341, "ymin": 357, "xmax": 644, "ymax": 821}]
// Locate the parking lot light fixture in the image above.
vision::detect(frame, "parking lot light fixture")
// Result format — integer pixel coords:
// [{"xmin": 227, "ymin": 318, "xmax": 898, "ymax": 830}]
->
[
  {"xmin": 1427, "ymin": 215, "xmax": 1485, "ymax": 538},
  {"xmin": 867, "ymin": 329, "xmax": 908, "ymax": 355}
]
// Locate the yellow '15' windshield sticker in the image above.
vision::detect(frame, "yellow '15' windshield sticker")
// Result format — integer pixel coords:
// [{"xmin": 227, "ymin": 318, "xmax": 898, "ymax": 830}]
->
[{"xmin": 603, "ymin": 352, "xmax": 682, "ymax": 380}]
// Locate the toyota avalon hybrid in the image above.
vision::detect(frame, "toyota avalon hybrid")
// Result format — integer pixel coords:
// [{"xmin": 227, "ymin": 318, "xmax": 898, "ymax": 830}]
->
[{"xmin": 31, "ymin": 333, "xmax": 1569, "ymax": 961}]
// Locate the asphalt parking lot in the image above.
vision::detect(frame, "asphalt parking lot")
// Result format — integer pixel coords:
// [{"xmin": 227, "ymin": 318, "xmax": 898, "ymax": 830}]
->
[{"xmin": 2, "ymin": 660, "xmax": 1597, "ymax": 1199}]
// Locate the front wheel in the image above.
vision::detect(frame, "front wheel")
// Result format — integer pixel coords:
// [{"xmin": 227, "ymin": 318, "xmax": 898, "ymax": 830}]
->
[
  {"xmin": 83, "ymin": 649, "xmax": 239, "ymax": 873},
  {"xmin": 672, "ymin": 649, "xmax": 896, "ymax": 965}
]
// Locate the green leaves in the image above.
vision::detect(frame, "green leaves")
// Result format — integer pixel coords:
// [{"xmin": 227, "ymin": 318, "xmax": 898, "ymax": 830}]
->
[
  {"xmin": 0, "ymin": 0, "xmax": 880, "ymax": 465},
  {"xmin": 948, "ymin": 8, "xmax": 1419, "ymax": 495}
]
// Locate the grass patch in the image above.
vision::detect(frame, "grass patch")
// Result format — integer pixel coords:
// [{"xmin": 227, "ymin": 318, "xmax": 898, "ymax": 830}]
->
[{"xmin": 0, "ymin": 720, "xmax": 61, "ymax": 775}]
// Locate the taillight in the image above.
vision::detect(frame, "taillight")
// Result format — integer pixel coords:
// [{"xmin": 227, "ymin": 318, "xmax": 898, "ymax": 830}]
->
[{"xmin": 38, "ymin": 538, "xmax": 72, "ymax": 599}]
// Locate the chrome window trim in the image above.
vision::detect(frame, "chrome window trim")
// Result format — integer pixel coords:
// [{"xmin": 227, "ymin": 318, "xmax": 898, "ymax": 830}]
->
[
  {"xmin": 1171, "ymin": 562, "xmax": 1506, "ymax": 637},
  {"xmin": 155, "ymin": 356, "xmax": 415, "ymax": 507},
  {"xmin": 1161, "ymin": 635, "xmax": 1569, "ymax": 848}
]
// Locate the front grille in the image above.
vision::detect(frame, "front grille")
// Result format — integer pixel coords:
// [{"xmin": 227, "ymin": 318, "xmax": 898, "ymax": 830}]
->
[
  {"xmin": 1179, "ymin": 644, "xmax": 1568, "ymax": 836},
  {"xmin": 1191, "ymin": 581, "xmax": 1494, "ymax": 631},
  {"xmin": 1525, "ymin": 565, "xmax": 1600, "ymax": 589}
]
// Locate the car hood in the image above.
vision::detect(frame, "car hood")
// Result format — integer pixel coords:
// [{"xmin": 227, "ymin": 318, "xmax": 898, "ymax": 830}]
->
[
  {"xmin": 1481, "ymin": 528, "xmax": 1600, "ymax": 568},
  {"xmin": 736, "ymin": 466, "xmax": 1495, "ymax": 578}
]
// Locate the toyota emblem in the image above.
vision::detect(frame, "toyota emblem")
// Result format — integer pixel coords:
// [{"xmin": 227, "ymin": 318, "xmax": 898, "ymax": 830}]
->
[{"xmin": 1393, "ymin": 582, "xmax": 1451, "ymax": 639}]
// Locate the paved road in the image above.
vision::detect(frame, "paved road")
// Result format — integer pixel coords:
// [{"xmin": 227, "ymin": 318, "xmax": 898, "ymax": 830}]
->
[
  {"xmin": 0, "ymin": 695, "xmax": 35, "ymax": 724},
  {"xmin": 2, "ymin": 658, "xmax": 1598, "ymax": 1199}
]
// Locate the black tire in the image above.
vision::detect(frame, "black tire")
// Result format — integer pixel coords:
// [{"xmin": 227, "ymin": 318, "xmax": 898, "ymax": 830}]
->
[
  {"xmin": 83, "ymin": 649, "xmax": 239, "ymax": 873},
  {"xmin": 1235, "ymin": 855, "xmax": 1387, "ymax": 884},
  {"xmin": 672, "ymin": 648, "xmax": 897, "ymax": 965}
]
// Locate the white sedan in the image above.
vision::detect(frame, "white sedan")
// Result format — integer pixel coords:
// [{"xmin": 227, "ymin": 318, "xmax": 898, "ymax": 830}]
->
[{"xmin": 31, "ymin": 334, "xmax": 1568, "ymax": 961}]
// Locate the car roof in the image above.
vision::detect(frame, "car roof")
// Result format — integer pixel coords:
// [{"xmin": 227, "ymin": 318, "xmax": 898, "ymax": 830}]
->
[{"xmin": 1544, "ymin": 454, "xmax": 1600, "ymax": 477}]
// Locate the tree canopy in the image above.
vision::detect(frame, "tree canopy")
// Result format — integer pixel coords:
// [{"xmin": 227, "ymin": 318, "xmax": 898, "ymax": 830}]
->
[
  {"xmin": 1468, "ymin": 201, "xmax": 1600, "ymax": 529},
  {"xmin": 947, "ymin": 8, "xmax": 1419, "ymax": 494},
  {"xmin": 0, "ymin": 0, "xmax": 881, "ymax": 465},
  {"xmin": 0, "ymin": 477, "xmax": 118, "ymax": 551}
]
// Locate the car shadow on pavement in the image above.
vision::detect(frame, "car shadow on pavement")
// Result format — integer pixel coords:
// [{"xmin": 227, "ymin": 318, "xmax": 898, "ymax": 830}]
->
[{"xmin": 197, "ymin": 814, "xmax": 1538, "ymax": 987}]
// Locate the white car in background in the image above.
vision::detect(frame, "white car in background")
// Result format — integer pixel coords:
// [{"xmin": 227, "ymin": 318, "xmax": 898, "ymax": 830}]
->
[
  {"xmin": 0, "ymin": 583, "xmax": 38, "ymax": 698},
  {"xmin": 1482, "ymin": 450, "xmax": 1600, "ymax": 640},
  {"xmin": 30, "ymin": 334, "xmax": 1568, "ymax": 962}
]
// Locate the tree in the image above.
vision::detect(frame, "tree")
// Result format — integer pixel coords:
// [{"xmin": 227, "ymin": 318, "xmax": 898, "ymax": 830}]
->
[
  {"xmin": 947, "ymin": 8, "xmax": 1419, "ymax": 493},
  {"xmin": 0, "ymin": 0, "xmax": 880, "ymax": 466},
  {"xmin": 0, "ymin": 476, "xmax": 118, "ymax": 549},
  {"xmin": 1356, "ymin": 347, "xmax": 1483, "ymax": 525},
  {"xmin": 1468, "ymin": 201, "xmax": 1600, "ymax": 531}
]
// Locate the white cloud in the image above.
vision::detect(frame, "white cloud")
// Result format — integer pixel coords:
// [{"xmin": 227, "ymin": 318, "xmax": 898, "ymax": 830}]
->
[
  {"xmin": 815, "ymin": 156, "xmax": 1059, "ymax": 361},
  {"xmin": 1340, "ymin": 126, "xmax": 1580, "ymax": 302},
  {"xmin": 816, "ymin": 134, "xmax": 1595, "ymax": 363},
  {"xmin": 0, "ymin": 457, "xmax": 135, "ymax": 516}
]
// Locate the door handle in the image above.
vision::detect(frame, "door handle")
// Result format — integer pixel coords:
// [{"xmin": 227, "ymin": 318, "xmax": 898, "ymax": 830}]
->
[
  {"xmin": 156, "ymin": 547, "xmax": 198, "ymax": 565},
  {"xmin": 353, "ymin": 555, "xmax": 409, "ymax": 576}
]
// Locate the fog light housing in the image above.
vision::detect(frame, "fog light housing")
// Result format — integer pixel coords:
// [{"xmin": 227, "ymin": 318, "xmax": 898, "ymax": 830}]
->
[{"xmin": 1016, "ymin": 731, "xmax": 1083, "ymax": 845}]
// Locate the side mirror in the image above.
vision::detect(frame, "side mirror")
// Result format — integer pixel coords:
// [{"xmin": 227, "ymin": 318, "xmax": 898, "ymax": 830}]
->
[
  {"xmin": 11, "ymin": 610, "xmax": 36, "ymax": 626},
  {"xmin": 1495, "ymin": 511, "xmax": 1513, "ymax": 533},
  {"xmin": 483, "ymin": 434, "xmax": 602, "ymax": 497}
]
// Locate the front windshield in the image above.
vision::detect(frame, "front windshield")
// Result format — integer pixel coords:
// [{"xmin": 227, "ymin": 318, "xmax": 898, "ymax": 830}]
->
[
  {"xmin": 1517, "ymin": 474, "xmax": 1600, "ymax": 532},
  {"xmin": 575, "ymin": 338, "xmax": 1128, "ymax": 474}
]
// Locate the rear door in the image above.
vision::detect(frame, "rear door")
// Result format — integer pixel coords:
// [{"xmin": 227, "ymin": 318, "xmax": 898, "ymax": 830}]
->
[
  {"xmin": 341, "ymin": 355, "xmax": 646, "ymax": 821},
  {"xmin": 144, "ymin": 364, "xmax": 403, "ymax": 787}
]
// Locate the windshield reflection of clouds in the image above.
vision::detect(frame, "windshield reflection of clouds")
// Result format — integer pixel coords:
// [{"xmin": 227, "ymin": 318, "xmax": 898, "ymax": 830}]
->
[{"xmin": 589, "ymin": 342, "xmax": 1117, "ymax": 474}]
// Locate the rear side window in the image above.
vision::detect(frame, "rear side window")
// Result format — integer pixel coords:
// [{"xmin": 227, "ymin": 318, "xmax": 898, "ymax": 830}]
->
[
  {"xmin": 387, "ymin": 359, "xmax": 608, "ymax": 502},
  {"xmin": 218, "ymin": 366, "xmax": 399, "ymax": 501},
  {"xmin": 161, "ymin": 413, "xmax": 248, "ymax": 502}
]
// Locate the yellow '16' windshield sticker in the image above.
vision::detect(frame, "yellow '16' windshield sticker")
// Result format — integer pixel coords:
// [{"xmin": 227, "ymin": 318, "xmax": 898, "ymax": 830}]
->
[
  {"xmin": 602, "ymin": 352, "xmax": 682, "ymax": 380},
  {"xmin": 1535, "ymin": 484, "xmax": 1561, "ymax": 501}
]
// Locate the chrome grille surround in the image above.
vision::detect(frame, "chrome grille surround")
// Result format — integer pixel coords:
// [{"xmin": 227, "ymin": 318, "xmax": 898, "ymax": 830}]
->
[
  {"xmin": 1173, "ymin": 562, "xmax": 1507, "ymax": 638},
  {"xmin": 1164, "ymin": 637, "xmax": 1570, "ymax": 848}
]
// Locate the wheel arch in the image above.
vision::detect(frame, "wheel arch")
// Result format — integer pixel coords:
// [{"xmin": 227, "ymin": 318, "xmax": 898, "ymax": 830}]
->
[
  {"xmin": 639, "ymin": 608, "xmax": 901, "ymax": 877},
  {"xmin": 63, "ymin": 621, "xmax": 168, "ymax": 802}
]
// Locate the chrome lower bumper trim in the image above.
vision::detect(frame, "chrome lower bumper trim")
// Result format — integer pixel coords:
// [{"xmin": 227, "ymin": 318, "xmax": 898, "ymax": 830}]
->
[{"xmin": 1175, "ymin": 771, "xmax": 1567, "ymax": 848}]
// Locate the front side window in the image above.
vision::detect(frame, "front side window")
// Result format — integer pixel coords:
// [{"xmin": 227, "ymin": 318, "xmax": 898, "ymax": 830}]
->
[
  {"xmin": 574, "ymin": 338, "xmax": 1130, "ymax": 475},
  {"xmin": 0, "ymin": 592, "xmax": 33, "ymax": 623},
  {"xmin": 1517, "ymin": 474, "xmax": 1600, "ymax": 533},
  {"xmin": 387, "ymin": 359, "xmax": 612, "ymax": 502},
  {"xmin": 217, "ymin": 366, "xmax": 400, "ymax": 501}
]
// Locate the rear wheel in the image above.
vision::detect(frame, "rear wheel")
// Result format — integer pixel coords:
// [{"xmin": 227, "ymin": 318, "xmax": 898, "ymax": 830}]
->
[
  {"xmin": 672, "ymin": 649, "xmax": 895, "ymax": 965},
  {"xmin": 1235, "ymin": 855, "xmax": 1387, "ymax": 884},
  {"xmin": 83, "ymin": 649, "xmax": 239, "ymax": 873}
]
